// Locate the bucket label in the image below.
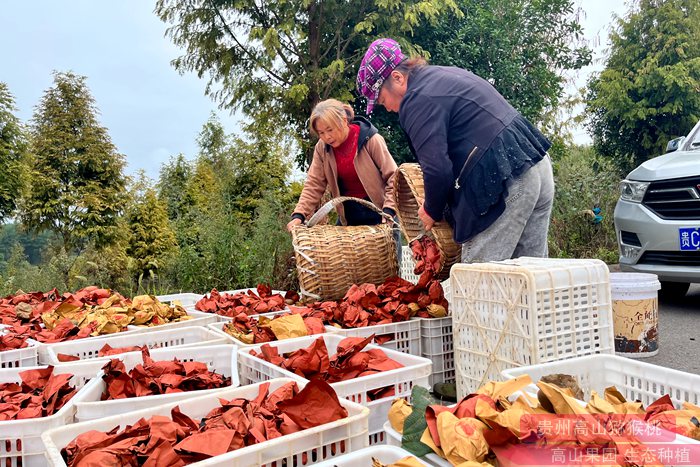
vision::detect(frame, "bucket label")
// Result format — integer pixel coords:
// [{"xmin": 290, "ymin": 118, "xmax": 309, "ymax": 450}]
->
[{"xmin": 613, "ymin": 298, "xmax": 658, "ymax": 353}]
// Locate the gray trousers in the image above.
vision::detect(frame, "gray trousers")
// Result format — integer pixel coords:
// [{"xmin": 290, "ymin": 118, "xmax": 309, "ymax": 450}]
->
[{"xmin": 461, "ymin": 155, "xmax": 554, "ymax": 263}]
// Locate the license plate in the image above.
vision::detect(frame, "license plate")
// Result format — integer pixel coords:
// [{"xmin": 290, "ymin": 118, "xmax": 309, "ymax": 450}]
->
[{"xmin": 679, "ymin": 227, "xmax": 700, "ymax": 250}]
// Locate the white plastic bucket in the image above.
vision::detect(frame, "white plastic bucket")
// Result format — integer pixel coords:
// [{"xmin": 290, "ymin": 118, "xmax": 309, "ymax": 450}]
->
[{"xmin": 610, "ymin": 272, "xmax": 661, "ymax": 358}]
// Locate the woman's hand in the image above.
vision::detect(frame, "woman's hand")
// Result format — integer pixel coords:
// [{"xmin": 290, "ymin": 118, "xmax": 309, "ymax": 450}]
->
[
  {"xmin": 418, "ymin": 205, "xmax": 435, "ymax": 231},
  {"xmin": 287, "ymin": 218, "xmax": 303, "ymax": 232}
]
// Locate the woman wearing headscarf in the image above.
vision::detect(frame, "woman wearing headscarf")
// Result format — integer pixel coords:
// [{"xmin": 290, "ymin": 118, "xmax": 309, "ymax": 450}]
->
[{"xmin": 356, "ymin": 38, "xmax": 554, "ymax": 262}]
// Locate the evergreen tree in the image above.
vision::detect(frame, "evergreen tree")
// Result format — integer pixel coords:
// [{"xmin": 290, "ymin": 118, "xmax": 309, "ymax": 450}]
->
[
  {"xmin": 0, "ymin": 83, "xmax": 29, "ymax": 222},
  {"xmin": 196, "ymin": 112, "xmax": 230, "ymax": 171},
  {"xmin": 587, "ymin": 0, "xmax": 700, "ymax": 171},
  {"xmin": 157, "ymin": 153, "xmax": 193, "ymax": 222},
  {"xmin": 126, "ymin": 185, "xmax": 178, "ymax": 282},
  {"xmin": 155, "ymin": 0, "xmax": 460, "ymax": 167},
  {"xmin": 222, "ymin": 118, "xmax": 291, "ymax": 221},
  {"xmin": 21, "ymin": 71, "xmax": 127, "ymax": 252}
]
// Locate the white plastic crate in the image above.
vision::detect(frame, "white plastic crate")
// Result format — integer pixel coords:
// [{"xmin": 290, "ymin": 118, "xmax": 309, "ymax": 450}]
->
[
  {"xmin": 43, "ymin": 378, "xmax": 369, "ymax": 467},
  {"xmin": 208, "ymin": 320, "xmax": 332, "ymax": 348},
  {"xmin": 194, "ymin": 289, "xmax": 291, "ymax": 321},
  {"xmin": 384, "ymin": 420, "xmax": 450, "ymax": 467},
  {"xmin": 238, "ymin": 334, "xmax": 431, "ymax": 438},
  {"xmin": 126, "ymin": 309, "xmax": 219, "ymax": 331},
  {"xmin": 501, "ymin": 354, "xmax": 700, "ymax": 410},
  {"xmin": 501, "ymin": 355, "xmax": 700, "ymax": 464},
  {"xmin": 314, "ymin": 445, "xmax": 430, "ymax": 466},
  {"xmin": 325, "ymin": 319, "xmax": 421, "ymax": 355},
  {"xmin": 402, "ymin": 243, "xmax": 453, "ymax": 384},
  {"xmin": 418, "ymin": 280, "xmax": 454, "ymax": 387},
  {"xmin": 155, "ymin": 292, "xmax": 204, "ymax": 310},
  {"xmin": 0, "ymin": 361, "xmax": 103, "ymax": 467},
  {"xmin": 451, "ymin": 257, "xmax": 614, "ymax": 396},
  {"xmin": 42, "ymin": 326, "xmax": 228, "ymax": 364},
  {"xmin": 74, "ymin": 344, "xmax": 239, "ymax": 422},
  {"xmin": 413, "ymin": 316, "xmax": 455, "ymax": 388},
  {"xmin": 34, "ymin": 327, "xmax": 148, "ymax": 364},
  {"xmin": 0, "ymin": 337, "xmax": 39, "ymax": 368},
  {"xmin": 400, "ymin": 245, "xmax": 420, "ymax": 283}
]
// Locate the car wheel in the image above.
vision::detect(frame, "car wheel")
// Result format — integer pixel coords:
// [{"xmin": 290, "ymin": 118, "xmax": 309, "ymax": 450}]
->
[{"xmin": 659, "ymin": 281, "xmax": 690, "ymax": 301}]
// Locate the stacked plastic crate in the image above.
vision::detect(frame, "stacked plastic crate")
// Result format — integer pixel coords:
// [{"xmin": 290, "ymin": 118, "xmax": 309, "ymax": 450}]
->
[
  {"xmin": 450, "ymin": 257, "xmax": 615, "ymax": 397},
  {"xmin": 401, "ymin": 246, "xmax": 454, "ymax": 388}
]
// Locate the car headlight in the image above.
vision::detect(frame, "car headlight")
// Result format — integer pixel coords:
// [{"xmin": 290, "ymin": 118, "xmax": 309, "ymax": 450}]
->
[{"xmin": 619, "ymin": 180, "xmax": 650, "ymax": 203}]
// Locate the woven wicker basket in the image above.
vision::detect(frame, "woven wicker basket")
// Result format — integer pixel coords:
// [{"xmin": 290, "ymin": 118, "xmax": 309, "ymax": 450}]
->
[
  {"xmin": 393, "ymin": 163, "xmax": 462, "ymax": 281},
  {"xmin": 291, "ymin": 196, "xmax": 398, "ymax": 301}
]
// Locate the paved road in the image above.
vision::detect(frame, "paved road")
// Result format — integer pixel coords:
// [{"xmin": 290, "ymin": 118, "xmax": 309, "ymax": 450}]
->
[{"xmin": 636, "ymin": 284, "xmax": 700, "ymax": 375}]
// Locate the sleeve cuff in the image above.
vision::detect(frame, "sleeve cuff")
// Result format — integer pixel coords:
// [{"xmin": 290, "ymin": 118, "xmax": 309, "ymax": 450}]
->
[
  {"xmin": 382, "ymin": 207, "xmax": 396, "ymax": 217},
  {"xmin": 291, "ymin": 213, "xmax": 305, "ymax": 222},
  {"xmin": 423, "ymin": 203, "xmax": 444, "ymax": 223}
]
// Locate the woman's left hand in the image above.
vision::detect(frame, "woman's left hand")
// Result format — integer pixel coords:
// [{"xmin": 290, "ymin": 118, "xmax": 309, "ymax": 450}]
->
[{"xmin": 418, "ymin": 205, "xmax": 435, "ymax": 231}]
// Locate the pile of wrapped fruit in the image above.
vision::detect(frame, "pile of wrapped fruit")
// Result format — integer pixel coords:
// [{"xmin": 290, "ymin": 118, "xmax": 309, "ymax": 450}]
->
[
  {"xmin": 98, "ymin": 349, "xmax": 231, "ymax": 400},
  {"xmin": 250, "ymin": 335, "xmax": 404, "ymax": 400},
  {"xmin": 0, "ymin": 366, "xmax": 78, "ymax": 420},
  {"xmin": 219, "ymin": 312, "xmax": 326, "ymax": 345},
  {"xmin": 388, "ymin": 375, "xmax": 700, "ymax": 466},
  {"xmin": 194, "ymin": 285, "xmax": 299, "ymax": 317},
  {"xmin": 214, "ymin": 237, "xmax": 449, "ymax": 346},
  {"xmin": 216, "ymin": 277, "xmax": 448, "ymax": 345},
  {"xmin": 0, "ymin": 287, "xmax": 193, "ymax": 344},
  {"xmin": 59, "ymin": 380, "xmax": 348, "ymax": 465}
]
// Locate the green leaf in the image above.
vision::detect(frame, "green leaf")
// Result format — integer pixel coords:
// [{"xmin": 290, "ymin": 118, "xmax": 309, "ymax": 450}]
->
[{"xmin": 401, "ymin": 385, "xmax": 440, "ymax": 456}]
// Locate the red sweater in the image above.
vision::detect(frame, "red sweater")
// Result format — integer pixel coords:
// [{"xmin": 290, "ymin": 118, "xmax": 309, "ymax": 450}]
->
[{"xmin": 334, "ymin": 124, "xmax": 368, "ymax": 198}]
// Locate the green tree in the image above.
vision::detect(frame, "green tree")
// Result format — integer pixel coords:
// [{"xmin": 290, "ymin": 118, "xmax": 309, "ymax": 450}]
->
[
  {"xmin": 157, "ymin": 153, "xmax": 193, "ymax": 222},
  {"xmin": 191, "ymin": 115, "xmax": 228, "ymax": 216},
  {"xmin": 415, "ymin": 0, "xmax": 590, "ymax": 122},
  {"xmin": 196, "ymin": 112, "xmax": 230, "ymax": 170},
  {"xmin": 364, "ymin": 0, "xmax": 591, "ymax": 164},
  {"xmin": 216, "ymin": 119, "xmax": 290, "ymax": 221},
  {"xmin": 0, "ymin": 82, "xmax": 29, "ymax": 222},
  {"xmin": 155, "ymin": 115, "xmax": 298, "ymax": 292},
  {"xmin": 21, "ymin": 71, "xmax": 128, "ymax": 252},
  {"xmin": 587, "ymin": 0, "xmax": 700, "ymax": 172},
  {"xmin": 0, "ymin": 223, "xmax": 55, "ymax": 264},
  {"xmin": 187, "ymin": 156, "xmax": 224, "ymax": 219},
  {"xmin": 155, "ymin": 0, "xmax": 459, "ymax": 166},
  {"xmin": 126, "ymin": 182, "xmax": 178, "ymax": 284}
]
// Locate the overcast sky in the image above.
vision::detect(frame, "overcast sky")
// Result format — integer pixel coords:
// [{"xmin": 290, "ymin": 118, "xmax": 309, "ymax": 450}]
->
[{"xmin": 1, "ymin": 0, "xmax": 627, "ymax": 180}]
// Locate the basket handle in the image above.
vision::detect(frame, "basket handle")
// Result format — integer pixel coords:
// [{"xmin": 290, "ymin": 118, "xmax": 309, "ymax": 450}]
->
[{"xmin": 306, "ymin": 196, "xmax": 397, "ymax": 227}]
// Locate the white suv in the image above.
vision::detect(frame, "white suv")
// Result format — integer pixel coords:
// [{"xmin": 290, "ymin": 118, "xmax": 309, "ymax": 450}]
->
[{"xmin": 614, "ymin": 119, "xmax": 700, "ymax": 299}]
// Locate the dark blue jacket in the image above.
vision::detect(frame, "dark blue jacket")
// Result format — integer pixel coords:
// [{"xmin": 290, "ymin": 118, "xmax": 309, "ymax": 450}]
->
[{"xmin": 399, "ymin": 65, "xmax": 550, "ymax": 242}]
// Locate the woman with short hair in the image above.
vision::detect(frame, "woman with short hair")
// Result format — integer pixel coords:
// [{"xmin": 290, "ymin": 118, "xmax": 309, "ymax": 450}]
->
[{"xmin": 287, "ymin": 98, "xmax": 398, "ymax": 231}]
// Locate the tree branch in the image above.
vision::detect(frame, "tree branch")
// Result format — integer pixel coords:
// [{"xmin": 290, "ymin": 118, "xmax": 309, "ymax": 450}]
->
[
  {"xmin": 319, "ymin": 11, "xmax": 351, "ymax": 63},
  {"xmin": 249, "ymin": 1, "xmax": 301, "ymax": 80},
  {"xmin": 207, "ymin": 0, "xmax": 288, "ymax": 85},
  {"xmin": 322, "ymin": 0, "xmax": 370, "ymax": 63},
  {"xmin": 267, "ymin": 5, "xmax": 304, "ymax": 58}
]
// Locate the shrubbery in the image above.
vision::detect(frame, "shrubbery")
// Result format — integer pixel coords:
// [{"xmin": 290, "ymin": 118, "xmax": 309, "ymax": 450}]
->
[
  {"xmin": 548, "ymin": 145, "xmax": 621, "ymax": 263},
  {"xmin": 1, "ymin": 142, "xmax": 624, "ymax": 298}
]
